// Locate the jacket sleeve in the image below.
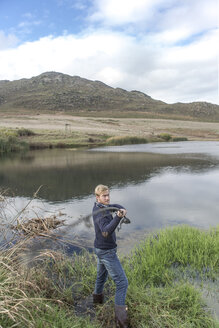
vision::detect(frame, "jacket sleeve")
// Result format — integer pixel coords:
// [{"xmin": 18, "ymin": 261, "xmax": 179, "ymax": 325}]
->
[{"xmin": 95, "ymin": 211, "xmax": 122, "ymax": 237}]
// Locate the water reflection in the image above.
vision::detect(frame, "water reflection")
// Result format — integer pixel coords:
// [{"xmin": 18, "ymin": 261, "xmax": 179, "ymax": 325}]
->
[
  {"xmin": 0, "ymin": 148, "xmax": 217, "ymax": 201},
  {"xmin": 113, "ymin": 167, "xmax": 219, "ymax": 231},
  {"xmin": 92, "ymin": 141, "xmax": 219, "ymax": 157},
  {"xmin": 0, "ymin": 144, "xmax": 219, "ymax": 241}
]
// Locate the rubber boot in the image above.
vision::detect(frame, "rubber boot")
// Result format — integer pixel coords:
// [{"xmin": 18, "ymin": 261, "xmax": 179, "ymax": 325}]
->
[
  {"xmin": 93, "ymin": 293, "xmax": 104, "ymax": 304},
  {"xmin": 115, "ymin": 305, "xmax": 128, "ymax": 328}
]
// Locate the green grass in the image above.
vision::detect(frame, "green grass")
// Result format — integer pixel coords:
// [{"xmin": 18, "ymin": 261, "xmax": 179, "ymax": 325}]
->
[
  {"xmin": 0, "ymin": 135, "xmax": 28, "ymax": 153},
  {"xmin": 106, "ymin": 135, "xmax": 148, "ymax": 146},
  {"xmin": 158, "ymin": 133, "xmax": 188, "ymax": 142},
  {"xmin": 34, "ymin": 304, "xmax": 98, "ymax": 328},
  {"xmin": 127, "ymin": 225, "xmax": 219, "ymax": 286},
  {"xmin": 0, "ymin": 128, "xmax": 109, "ymax": 154},
  {"xmin": 0, "ymin": 211, "xmax": 218, "ymax": 328},
  {"xmin": 0, "ymin": 125, "xmax": 189, "ymax": 155},
  {"xmin": 123, "ymin": 225, "xmax": 219, "ymax": 327},
  {"xmin": 158, "ymin": 133, "xmax": 172, "ymax": 141},
  {"xmin": 127, "ymin": 283, "xmax": 218, "ymax": 328},
  {"xmin": 172, "ymin": 137, "xmax": 188, "ymax": 142},
  {"xmin": 17, "ymin": 128, "xmax": 35, "ymax": 136},
  {"xmin": 25, "ymin": 130, "xmax": 109, "ymax": 150},
  {"xmin": 28, "ymin": 250, "xmax": 97, "ymax": 304},
  {"xmin": 0, "ymin": 128, "xmax": 30, "ymax": 154},
  {"xmin": 0, "ymin": 244, "xmax": 100, "ymax": 328},
  {"xmin": 0, "ymin": 125, "xmax": 190, "ymax": 154}
]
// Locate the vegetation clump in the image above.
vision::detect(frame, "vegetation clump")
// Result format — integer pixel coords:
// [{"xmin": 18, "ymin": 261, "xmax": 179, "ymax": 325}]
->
[
  {"xmin": 0, "ymin": 191, "xmax": 218, "ymax": 327},
  {"xmin": 11, "ymin": 215, "xmax": 65, "ymax": 235},
  {"xmin": 158, "ymin": 133, "xmax": 172, "ymax": 141},
  {"xmin": 0, "ymin": 129, "xmax": 32, "ymax": 154},
  {"xmin": 17, "ymin": 128, "xmax": 35, "ymax": 137},
  {"xmin": 106, "ymin": 135, "xmax": 148, "ymax": 146},
  {"xmin": 0, "ymin": 126, "xmax": 189, "ymax": 154},
  {"xmin": 128, "ymin": 225, "xmax": 219, "ymax": 286},
  {"xmin": 172, "ymin": 137, "xmax": 188, "ymax": 142},
  {"xmin": 0, "ymin": 135, "xmax": 28, "ymax": 154},
  {"xmin": 1, "ymin": 224, "xmax": 218, "ymax": 327},
  {"xmin": 158, "ymin": 133, "xmax": 188, "ymax": 142}
]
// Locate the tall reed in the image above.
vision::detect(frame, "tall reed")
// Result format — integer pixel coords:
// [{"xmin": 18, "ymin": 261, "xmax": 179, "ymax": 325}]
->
[{"xmin": 0, "ymin": 135, "xmax": 28, "ymax": 154}]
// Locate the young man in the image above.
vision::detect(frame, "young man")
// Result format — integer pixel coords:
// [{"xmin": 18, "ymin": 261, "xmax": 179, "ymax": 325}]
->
[{"xmin": 92, "ymin": 184, "xmax": 128, "ymax": 328}]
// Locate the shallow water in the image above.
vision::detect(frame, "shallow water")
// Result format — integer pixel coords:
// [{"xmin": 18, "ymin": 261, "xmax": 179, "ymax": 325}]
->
[
  {"xmin": 1, "ymin": 141, "xmax": 218, "ymax": 320},
  {"xmin": 92, "ymin": 140, "xmax": 219, "ymax": 157},
  {"xmin": 0, "ymin": 141, "xmax": 219, "ymax": 249}
]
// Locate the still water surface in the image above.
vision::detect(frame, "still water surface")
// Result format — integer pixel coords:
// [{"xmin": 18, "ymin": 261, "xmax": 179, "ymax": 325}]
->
[
  {"xmin": 0, "ymin": 141, "xmax": 219, "ymax": 250},
  {"xmin": 1, "ymin": 141, "xmax": 219, "ymax": 319}
]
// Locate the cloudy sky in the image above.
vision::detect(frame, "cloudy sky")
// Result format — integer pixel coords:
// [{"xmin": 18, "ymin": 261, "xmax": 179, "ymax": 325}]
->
[{"xmin": 0, "ymin": 0, "xmax": 218, "ymax": 104}]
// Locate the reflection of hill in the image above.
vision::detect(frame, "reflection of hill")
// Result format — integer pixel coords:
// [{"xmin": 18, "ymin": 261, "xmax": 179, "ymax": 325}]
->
[{"xmin": 0, "ymin": 149, "xmax": 215, "ymax": 201}]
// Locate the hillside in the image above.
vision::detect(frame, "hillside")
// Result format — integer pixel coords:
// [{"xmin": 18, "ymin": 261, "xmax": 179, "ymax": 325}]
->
[{"xmin": 0, "ymin": 71, "xmax": 219, "ymax": 120}]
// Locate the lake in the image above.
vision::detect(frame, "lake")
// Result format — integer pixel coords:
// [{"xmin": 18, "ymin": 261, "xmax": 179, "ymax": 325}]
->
[{"xmin": 0, "ymin": 141, "xmax": 219, "ymax": 252}]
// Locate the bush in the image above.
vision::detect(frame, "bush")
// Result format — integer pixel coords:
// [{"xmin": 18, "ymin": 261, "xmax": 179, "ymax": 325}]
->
[
  {"xmin": 158, "ymin": 133, "xmax": 172, "ymax": 141},
  {"xmin": 106, "ymin": 135, "xmax": 148, "ymax": 146},
  {"xmin": 172, "ymin": 137, "xmax": 188, "ymax": 142},
  {"xmin": 0, "ymin": 136, "xmax": 28, "ymax": 154},
  {"xmin": 17, "ymin": 128, "xmax": 35, "ymax": 137}
]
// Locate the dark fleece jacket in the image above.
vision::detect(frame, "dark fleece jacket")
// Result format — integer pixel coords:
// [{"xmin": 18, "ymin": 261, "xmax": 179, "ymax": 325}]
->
[{"xmin": 93, "ymin": 202, "xmax": 124, "ymax": 249}]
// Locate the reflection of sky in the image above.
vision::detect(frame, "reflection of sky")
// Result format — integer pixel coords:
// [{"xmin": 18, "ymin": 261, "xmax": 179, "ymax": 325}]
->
[
  {"xmin": 112, "ymin": 167, "xmax": 219, "ymax": 230},
  {"xmin": 92, "ymin": 141, "xmax": 219, "ymax": 158},
  {"xmin": 4, "ymin": 167, "xmax": 219, "ymax": 241},
  {"xmin": 1, "ymin": 141, "xmax": 219, "ymax": 247},
  {"xmin": 4, "ymin": 195, "xmax": 95, "ymax": 231}
]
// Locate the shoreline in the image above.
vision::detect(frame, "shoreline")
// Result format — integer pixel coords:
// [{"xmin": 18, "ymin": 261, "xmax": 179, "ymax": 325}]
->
[
  {"xmin": 1, "ymin": 186, "xmax": 218, "ymax": 326},
  {"xmin": 0, "ymin": 223, "xmax": 218, "ymax": 327},
  {"xmin": 1, "ymin": 113, "xmax": 219, "ymax": 154}
]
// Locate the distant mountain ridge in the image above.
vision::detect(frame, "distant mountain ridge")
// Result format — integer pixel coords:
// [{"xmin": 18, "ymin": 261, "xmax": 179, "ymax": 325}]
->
[{"xmin": 0, "ymin": 71, "xmax": 218, "ymax": 121}]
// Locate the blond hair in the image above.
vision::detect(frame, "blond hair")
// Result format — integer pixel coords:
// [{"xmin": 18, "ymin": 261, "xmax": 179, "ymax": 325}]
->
[{"xmin": 95, "ymin": 184, "xmax": 109, "ymax": 196}]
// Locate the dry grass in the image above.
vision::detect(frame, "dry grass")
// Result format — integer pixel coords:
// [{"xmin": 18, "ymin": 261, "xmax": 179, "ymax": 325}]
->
[
  {"xmin": 0, "ymin": 112, "xmax": 219, "ymax": 153},
  {"xmin": 1, "ymin": 188, "xmax": 219, "ymax": 328},
  {"xmin": 0, "ymin": 189, "xmax": 97, "ymax": 327},
  {"xmin": 11, "ymin": 216, "xmax": 65, "ymax": 236},
  {"xmin": 1, "ymin": 113, "xmax": 219, "ymax": 143}
]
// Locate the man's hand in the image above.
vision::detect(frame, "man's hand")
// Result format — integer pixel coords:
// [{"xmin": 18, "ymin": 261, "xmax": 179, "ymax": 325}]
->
[{"xmin": 117, "ymin": 209, "xmax": 127, "ymax": 218}]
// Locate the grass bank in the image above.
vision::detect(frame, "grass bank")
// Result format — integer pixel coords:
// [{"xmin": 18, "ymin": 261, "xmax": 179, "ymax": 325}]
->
[
  {"xmin": 0, "ymin": 127, "xmax": 188, "ymax": 154},
  {"xmin": 0, "ymin": 128, "xmax": 29, "ymax": 154},
  {"xmin": 0, "ymin": 127, "xmax": 109, "ymax": 154},
  {"xmin": 0, "ymin": 223, "xmax": 218, "ymax": 327},
  {"xmin": 106, "ymin": 134, "xmax": 187, "ymax": 146}
]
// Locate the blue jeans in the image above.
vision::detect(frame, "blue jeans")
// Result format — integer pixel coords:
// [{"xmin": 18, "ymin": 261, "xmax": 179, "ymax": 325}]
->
[{"xmin": 94, "ymin": 247, "xmax": 128, "ymax": 305}]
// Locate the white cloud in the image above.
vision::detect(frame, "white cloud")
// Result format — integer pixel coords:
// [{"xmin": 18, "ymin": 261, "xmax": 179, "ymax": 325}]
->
[
  {"xmin": 157, "ymin": 0, "xmax": 218, "ymax": 34},
  {"xmin": 90, "ymin": 0, "xmax": 218, "ymax": 44},
  {"xmin": 95, "ymin": 67, "xmax": 124, "ymax": 85},
  {"xmin": 90, "ymin": 0, "xmax": 155, "ymax": 25},
  {"xmin": 90, "ymin": 0, "xmax": 194, "ymax": 27},
  {"xmin": 0, "ymin": 28, "xmax": 218, "ymax": 104},
  {"xmin": 0, "ymin": 0, "xmax": 218, "ymax": 104}
]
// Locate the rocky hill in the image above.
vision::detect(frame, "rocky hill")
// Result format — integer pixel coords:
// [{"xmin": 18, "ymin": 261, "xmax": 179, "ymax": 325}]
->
[{"xmin": 0, "ymin": 71, "xmax": 218, "ymax": 120}]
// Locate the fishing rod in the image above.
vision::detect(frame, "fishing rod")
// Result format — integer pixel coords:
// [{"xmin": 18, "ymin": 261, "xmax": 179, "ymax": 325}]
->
[
  {"xmin": 70, "ymin": 206, "xmax": 131, "ymax": 232},
  {"xmin": 19, "ymin": 206, "xmax": 131, "ymax": 263},
  {"xmin": 94, "ymin": 206, "xmax": 131, "ymax": 232}
]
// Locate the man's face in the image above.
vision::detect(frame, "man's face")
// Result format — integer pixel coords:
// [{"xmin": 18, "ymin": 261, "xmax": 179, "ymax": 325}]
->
[{"xmin": 96, "ymin": 190, "xmax": 110, "ymax": 205}]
